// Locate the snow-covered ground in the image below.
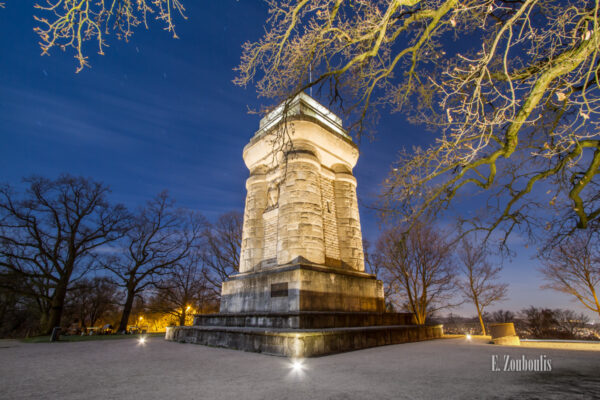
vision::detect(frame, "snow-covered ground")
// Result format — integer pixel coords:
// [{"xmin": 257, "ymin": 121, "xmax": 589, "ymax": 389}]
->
[{"xmin": 1, "ymin": 336, "xmax": 598, "ymax": 399}]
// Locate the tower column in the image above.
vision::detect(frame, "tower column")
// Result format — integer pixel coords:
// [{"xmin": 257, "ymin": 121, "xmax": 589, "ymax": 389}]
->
[
  {"xmin": 334, "ymin": 171, "xmax": 364, "ymax": 271},
  {"xmin": 239, "ymin": 172, "xmax": 267, "ymax": 273},
  {"xmin": 277, "ymin": 150, "xmax": 325, "ymax": 265}
]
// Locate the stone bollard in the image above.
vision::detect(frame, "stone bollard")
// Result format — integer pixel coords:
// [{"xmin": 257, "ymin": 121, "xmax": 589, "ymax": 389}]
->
[
  {"xmin": 489, "ymin": 322, "xmax": 520, "ymax": 346},
  {"xmin": 50, "ymin": 327, "xmax": 61, "ymax": 342},
  {"xmin": 165, "ymin": 326, "xmax": 174, "ymax": 341}
]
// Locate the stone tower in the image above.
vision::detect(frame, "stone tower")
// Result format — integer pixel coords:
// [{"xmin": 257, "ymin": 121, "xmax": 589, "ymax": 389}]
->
[
  {"xmin": 166, "ymin": 94, "xmax": 443, "ymax": 357},
  {"xmin": 220, "ymin": 93, "xmax": 384, "ymax": 313}
]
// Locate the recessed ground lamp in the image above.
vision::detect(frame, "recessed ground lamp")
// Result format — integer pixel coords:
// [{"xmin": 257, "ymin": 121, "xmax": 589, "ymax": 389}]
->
[{"xmin": 290, "ymin": 359, "xmax": 305, "ymax": 372}]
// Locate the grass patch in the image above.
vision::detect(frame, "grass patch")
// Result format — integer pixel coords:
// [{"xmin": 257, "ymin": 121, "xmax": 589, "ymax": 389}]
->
[{"xmin": 21, "ymin": 332, "xmax": 165, "ymax": 343}]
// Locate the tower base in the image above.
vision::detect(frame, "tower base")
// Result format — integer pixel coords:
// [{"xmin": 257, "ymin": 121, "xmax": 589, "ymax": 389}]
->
[
  {"xmin": 219, "ymin": 262, "xmax": 385, "ymax": 313},
  {"xmin": 165, "ymin": 263, "xmax": 443, "ymax": 356},
  {"xmin": 165, "ymin": 312, "xmax": 443, "ymax": 357}
]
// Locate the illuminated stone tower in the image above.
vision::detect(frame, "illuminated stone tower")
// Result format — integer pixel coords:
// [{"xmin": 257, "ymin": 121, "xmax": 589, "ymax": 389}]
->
[
  {"xmin": 166, "ymin": 94, "xmax": 443, "ymax": 357},
  {"xmin": 220, "ymin": 93, "xmax": 383, "ymax": 313}
]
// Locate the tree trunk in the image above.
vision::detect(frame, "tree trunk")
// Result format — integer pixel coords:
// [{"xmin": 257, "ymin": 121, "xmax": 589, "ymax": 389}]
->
[
  {"xmin": 477, "ymin": 308, "xmax": 486, "ymax": 336},
  {"xmin": 473, "ymin": 296, "xmax": 486, "ymax": 335},
  {"xmin": 414, "ymin": 302, "xmax": 426, "ymax": 325},
  {"xmin": 415, "ymin": 297, "xmax": 427, "ymax": 325},
  {"xmin": 44, "ymin": 281, "xmax": 68, "ymax": 335},
  {"xmin": 36, "ymin": 297, "xmax": 51, "ymax": 335},
  {"xmin": 179, "ymin": 309, "xmax": 186, "ymax": 326},
  {"xmin": 118, "ymin": 289, "xmax": 135, "ymax": 332},
  {"xmin": 591, "ymin": 285, "xmax": 600, "ymax": 319},
  {"xmin": 39, "ymin": 311, "xmax": 49, "ymax": 336}
]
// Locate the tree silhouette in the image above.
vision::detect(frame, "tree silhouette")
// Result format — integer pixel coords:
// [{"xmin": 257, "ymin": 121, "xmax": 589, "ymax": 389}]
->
[{"xmin": 0, "ymin": 175, "xmax": 128, "ymax": 334}]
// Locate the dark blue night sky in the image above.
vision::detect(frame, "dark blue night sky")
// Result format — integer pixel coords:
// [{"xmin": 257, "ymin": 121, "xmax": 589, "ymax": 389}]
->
[{"xmin": 0, "ymin": 1, "xmax": 592, "ymax": 319}]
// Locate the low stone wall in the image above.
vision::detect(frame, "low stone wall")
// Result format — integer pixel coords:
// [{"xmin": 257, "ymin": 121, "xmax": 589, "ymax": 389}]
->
[
  {"xmin": 489, "ymin": 323, "xmax": 520, "ymax": 346},
  {"xmin": 520, "ymin": 340, "xmax": 600, "ymax": 351}
]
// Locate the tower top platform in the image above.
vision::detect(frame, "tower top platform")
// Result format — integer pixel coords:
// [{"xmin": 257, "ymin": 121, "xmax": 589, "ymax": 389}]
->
[
  {"xmin": 244, "ymin": 94, "xmax": 359, "ymax": 171},
  {"xmin": 255, "ymin": 93, "xmax": 351, "ymax": 141}
]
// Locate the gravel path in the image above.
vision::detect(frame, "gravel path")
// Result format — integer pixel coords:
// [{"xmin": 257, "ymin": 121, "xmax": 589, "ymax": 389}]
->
[{"xmin": 1, "ymin": 337, "xmax": 598, "ymax": 399}]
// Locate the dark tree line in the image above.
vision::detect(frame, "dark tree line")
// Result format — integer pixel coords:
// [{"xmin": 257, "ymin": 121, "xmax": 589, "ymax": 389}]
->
[
  {"xmin": 64, "ymin": 277, "xmax": 119, "ymax": 331},
  {"xmin": 0, "ymin": 175, "xmax": 242, "ymax": 337},
  {"xmin": 368, "ymin": 217, "xmax": 598, "ymax": 332},
  {"xmin": 442, "ymin": 307, "xmax": 596, "ymax": 340}
]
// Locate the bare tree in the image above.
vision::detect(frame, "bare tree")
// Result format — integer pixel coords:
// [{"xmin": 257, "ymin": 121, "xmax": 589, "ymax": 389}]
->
[
  {"xmin": 538, "ymin": 230, "xmax": 600, "ymax": 319},
  {"xmin": 64, "ymin": 276, "xmax": 119, "ymax": 330},
  {"xmin": 0, "ymin": 272, "xmax": 45, "ymax": 337},
  {"xmin": 491, "ymin": 309, "xmax": 515, "ymax": 323},
  {"xmin": 106, "ymin": 192, "xmax": 205, "ymax": 332},
  {"xmin": 150, "ymin": 251, "xmax": 216, "ymax": 326},
  {"xmin": 0, "ymin": 175, "xmax": 128, "ymax": 334},
  {"xmin": 0, "ymin": 268, "xmax": 55, "ymax": 333},
  {"xmin": 30, "ymin": 0, "xmax": 186, "ymax": 72},
  {"xmin": 554, "ymin": 308, "xmax": 590, "ymax": 338},
  {"xmin": 457, "ymin": 238, "xmax": 508, "ymax": 335},
  {"xmin": 364, "ymin": 239, "xmax": 396, "ymax": 310},
  {"xmin": 202, "ymin": 211, "xmax": 243, "ymax": 298},
  {"xmin": 236, "ymin": 0, "xmax": 600, "ymax": 249},
  {"xmin": 520, "ymin": 306, "xmax": 558, "ymax": 339},
  {"xmin": 375, "ymin": 221, "xmax": 458, "ymax": 324}
]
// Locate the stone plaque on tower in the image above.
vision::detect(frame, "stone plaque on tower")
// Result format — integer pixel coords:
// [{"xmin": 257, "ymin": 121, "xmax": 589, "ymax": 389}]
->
[{"xmin": 166, "ymin": 94, "xmax": 443, "ymax": 356}]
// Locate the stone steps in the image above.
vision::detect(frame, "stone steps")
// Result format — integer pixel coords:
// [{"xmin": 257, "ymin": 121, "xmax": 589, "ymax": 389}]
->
[
  {"xmin": 193, "ymin": 312, "xmax": 415, "ymax": 329},
  {"xmin": 166, "ymin": 323, "xmax": 443, "ymax": 357}
]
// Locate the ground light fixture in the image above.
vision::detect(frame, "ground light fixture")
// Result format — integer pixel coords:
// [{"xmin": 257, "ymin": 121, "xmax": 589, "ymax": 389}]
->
[
  {"xmin": 288, "ymin": 358, "xmax": 306, "ymax": 373},
  {"xmin": 291, "ymin": 359, "xmax": 304, "ymax": 371},
  {"xmin": 466, "ymin": 334, "xmax": 472, "ymax": 341},
  {"xmin": 138, "ymin": 336, "xmax": 147, "ymax": 345}
]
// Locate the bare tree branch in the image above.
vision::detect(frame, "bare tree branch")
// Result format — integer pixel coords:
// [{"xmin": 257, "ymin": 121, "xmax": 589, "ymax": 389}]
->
[{"xmin": 236, "ymin": 0, "xmax": 600, "ymax": 250}]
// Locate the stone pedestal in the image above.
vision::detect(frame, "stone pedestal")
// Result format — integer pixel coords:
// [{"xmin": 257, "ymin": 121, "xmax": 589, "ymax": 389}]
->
[
  {"xmin": 166, "ymin": 94, "xmax": 443, "ymax": 356},
  {"xmin": 220, "ymin": 262, "xmax": 384, "ymax": 313}
]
